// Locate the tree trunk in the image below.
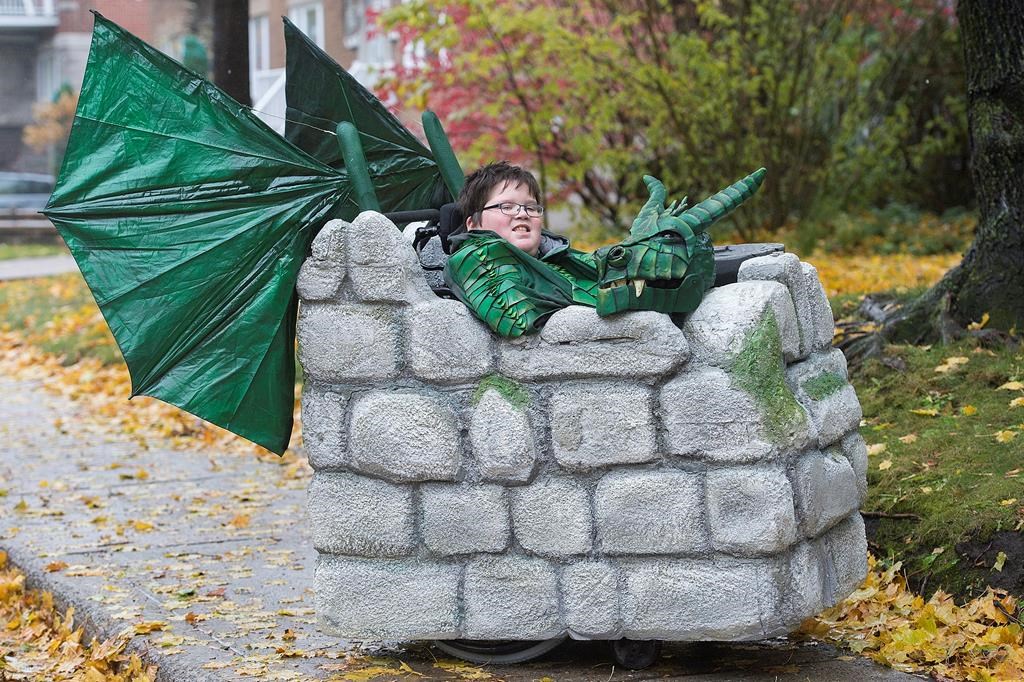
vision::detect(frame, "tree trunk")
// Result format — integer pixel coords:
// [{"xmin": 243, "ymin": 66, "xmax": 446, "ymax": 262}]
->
[
  {"xmin": 886, "ymin": 0, "xmax": 1024, "ymax": 343},
  {"xmin": 211, "ymin": 0, "xmax": 251, "ymax": 107}
]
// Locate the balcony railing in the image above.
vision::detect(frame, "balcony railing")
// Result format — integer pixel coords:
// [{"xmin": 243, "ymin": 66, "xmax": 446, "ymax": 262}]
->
[{"xmin": 0, "ymin": 0, "xmax": 57, "ymax": 27}]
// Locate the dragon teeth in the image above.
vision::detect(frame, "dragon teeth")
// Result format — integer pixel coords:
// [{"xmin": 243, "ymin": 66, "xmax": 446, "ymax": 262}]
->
[{"xmin": 633, "ymin": 279, "xmax": 646, "ymax": 297}]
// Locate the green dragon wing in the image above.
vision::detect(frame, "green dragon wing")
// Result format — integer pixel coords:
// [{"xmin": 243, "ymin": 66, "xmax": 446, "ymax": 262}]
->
[
  {"xmin": 43, "ymin": 13, "xmax": 350, "ymax": 454},
  {"xmin": 283, "ymin": 18, "xmax": 449, "ymax": 214}
]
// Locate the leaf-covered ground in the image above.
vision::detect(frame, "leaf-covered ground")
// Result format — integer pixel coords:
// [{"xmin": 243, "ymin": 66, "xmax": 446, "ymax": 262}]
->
[
  {"xmin": 0, "ymin": 273, "xmax": 303, "ymax": 460},
  {"xmin": 802, "ymin": 555, "xmax": 1024, "ymax": 680},
  {"xmin": 0, "ymin": 551, "xmax": 157, "ymax": 681}
]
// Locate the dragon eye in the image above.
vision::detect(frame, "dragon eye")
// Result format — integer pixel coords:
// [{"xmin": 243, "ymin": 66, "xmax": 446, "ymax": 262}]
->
[{"xmin": 607, "ymin": 245, "xmax": 630, "ymax": 268}]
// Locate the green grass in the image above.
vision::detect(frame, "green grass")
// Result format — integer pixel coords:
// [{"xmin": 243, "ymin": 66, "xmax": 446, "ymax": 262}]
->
[
  {"xmin": 855, "ymin": 338, "xmax": 1024, "ymax": 597},
  {"xmin": 0, "ymin": 242, "xmax": 68, "ymax": 260}
]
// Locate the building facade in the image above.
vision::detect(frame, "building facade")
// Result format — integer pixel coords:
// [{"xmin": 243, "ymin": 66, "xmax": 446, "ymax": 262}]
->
[
  {"xmin": 0, "ymin": 0, "xmax": 398, "ymax": 171},
  {"xmin": 249, "ymin": 0, "xmax": 398, "ymax": 133},
  {"xmin": 0, "ymin": 0, "xmax": 200, "ymax": 172}
]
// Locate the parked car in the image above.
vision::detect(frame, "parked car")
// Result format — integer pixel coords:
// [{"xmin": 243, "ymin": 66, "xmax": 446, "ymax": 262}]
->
[{"xmin": 0, "ymin": 172, "xmax": 56, "ymax": 211}]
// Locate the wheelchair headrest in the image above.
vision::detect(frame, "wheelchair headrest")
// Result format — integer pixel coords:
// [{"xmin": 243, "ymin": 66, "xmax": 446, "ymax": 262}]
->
[{"xmin": 438, "ymin": 203, "xmax": 465, "ymax": 255}]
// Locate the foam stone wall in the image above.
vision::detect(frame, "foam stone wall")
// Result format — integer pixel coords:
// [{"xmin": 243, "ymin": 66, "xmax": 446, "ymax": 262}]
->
[{"xmin": 297, "ymin": 212, "xmax": 868, "ymax": 642}]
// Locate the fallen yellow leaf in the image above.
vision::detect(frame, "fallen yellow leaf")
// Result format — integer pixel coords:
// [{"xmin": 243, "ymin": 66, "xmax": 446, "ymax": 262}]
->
[
  {"xmin": 433, "ymin": 660, "xmax": 496, "ymax": 680},
  {"xmin": 966, "ymin": 312, "xmax": 990, "ymax": 330},
  {"xmin": 995, "ymin": 430, "xmax": 1018, "ymax": 444},
  {"xmin": 921, "ymin": 486, "xmax": 933, "ymax": 494},
  {"xmin": 44, "ymin": 561, "xmax": 68, "ymax": 573},
  {"xmin": 910, "ymin": 408, "xmax": 939, "ymax": 417},
  {"xmin": 398, "ymin": 661, "xmax": 424, "ymax": 676},
  {"xmin": 1010, "ymin": 397, "xmax": 1024, "ymax": 408},
  {"xmin": 899, "ymin": 433, "xmax": 918, "ymax": 444},
  {"xmin": 154, "ymin": 633, "xmax": 184, "ymax": 647},
  {"xmin": 994, "ymin": 551, "xmax": 1007, "ymax": 572},
  {"xmin": 228, "ymin": 514, "xmax": 251, "ymax": 529},
  {"xmin": 341, "ymin": 666, "xmax": 413, "ymax": 681},
  {"xmin": 131, "ymin": 520, "xmax": 155, "ymax": 532},
  {"xmin": 999, "ymin": 498, "xmax": 1018, "ymax": 506},
  {"xmin": 960, "ymin": 405, "xmax": 977, "ymax": 416},
  {"xmin": 133, "ymin": 621, "xmax": 167, "ymax": 634},
  {"xmin": 998, "ymin": 381, "xmax": 1024, "ymax": 391},
  {"xmin": 879, "ymin": 459, "xmax": 893, "ymax": 471},
  {"xmin": 867, "ymin": 443, "xmax": 887, "ymax": 456},
  {"xmin": 934, "ymin": 356, "xmax": 969, "ymax": 373}
]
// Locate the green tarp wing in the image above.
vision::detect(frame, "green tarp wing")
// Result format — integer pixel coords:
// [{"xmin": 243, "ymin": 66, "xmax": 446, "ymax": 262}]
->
[
  {"xmin": 44, "ymin": 13, "xmax": 355, "ymax": 454},
  {"xmin": 283, "ymin": 17, "xmax": 450, "ymax": 213}
]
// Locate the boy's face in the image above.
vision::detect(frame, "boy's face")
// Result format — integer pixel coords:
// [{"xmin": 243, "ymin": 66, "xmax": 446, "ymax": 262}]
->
[{"xmin": 466, "ymin": 181, "xmax": 542, "ymax": 257}]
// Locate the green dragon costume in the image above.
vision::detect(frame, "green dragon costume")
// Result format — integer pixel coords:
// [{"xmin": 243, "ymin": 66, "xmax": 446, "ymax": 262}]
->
[
  {"xmin": 445, "ymin": 231, "xmax": 601, "ymax": 338},
  {"xmin": 445, "ymin": 170, "xmax": 766, "ymax": 337}
]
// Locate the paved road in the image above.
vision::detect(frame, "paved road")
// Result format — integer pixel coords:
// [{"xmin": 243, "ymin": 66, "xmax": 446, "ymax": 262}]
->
[
  {"xmin": 0, "ymin": 375, "xmax": 924, "ymax": 681},
  {"xmin": 0, "ymin": 255, "xmax": 78, "ymax": 280}
]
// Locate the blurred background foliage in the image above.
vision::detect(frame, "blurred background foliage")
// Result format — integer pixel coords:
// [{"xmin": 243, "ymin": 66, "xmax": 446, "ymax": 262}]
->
[
  {"xmin": 379, "ymin": 0, "xmax": 968, "ymax": 248},
  {"xmin": 22, "ymin": 87, "xmax": 78, "ymax": 155}
]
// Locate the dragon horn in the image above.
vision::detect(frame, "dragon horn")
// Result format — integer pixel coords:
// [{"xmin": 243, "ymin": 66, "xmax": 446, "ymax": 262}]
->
[
  {"xmin": 629, "ymin": 175, "xmax": 668, "ymax": 236},
  {"xmin": 678, "ymin": 167, "xmax": 766, "ymax": 233}
]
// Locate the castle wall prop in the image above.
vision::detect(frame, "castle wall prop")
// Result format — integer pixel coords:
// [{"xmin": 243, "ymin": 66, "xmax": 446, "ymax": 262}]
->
[{"xmin": 297, "ymin": 212, "xmax": 867, "ymax": 642}]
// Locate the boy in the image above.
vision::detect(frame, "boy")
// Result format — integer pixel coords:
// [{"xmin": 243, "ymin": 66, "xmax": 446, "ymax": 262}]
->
[
  {"xmin": 444, "ymin": 162, "xmax": 766, "ymax": 338},
  {"xmin": 444, "ymin": 162, "xmax": 601, "ymax": 338}
]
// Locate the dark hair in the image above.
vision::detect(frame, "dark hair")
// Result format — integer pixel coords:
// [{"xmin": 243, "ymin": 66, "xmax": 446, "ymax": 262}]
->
[{"xmin": 457, "ymin": 161, "xmax": 541, "ymax": 226}]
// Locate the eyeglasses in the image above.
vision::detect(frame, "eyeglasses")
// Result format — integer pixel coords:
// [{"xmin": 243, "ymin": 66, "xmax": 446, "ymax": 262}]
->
[{"xmin": 481, "ymin": 201, "xmax": 545, "ymax": 218}]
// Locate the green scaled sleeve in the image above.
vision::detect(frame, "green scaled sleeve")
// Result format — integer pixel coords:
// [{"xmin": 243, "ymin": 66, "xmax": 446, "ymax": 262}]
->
[{"xmin": 444, "ymin": 233, "xmax": 578, "ymax": 338}]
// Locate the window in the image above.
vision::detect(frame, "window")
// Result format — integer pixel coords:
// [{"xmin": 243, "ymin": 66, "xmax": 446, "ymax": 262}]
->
[
  {"xmin": 248, "ymin": 15, "xmax": 270, "ymax": 72},
  {"xmin": 344, "ymin": 0, "xmax": 365, "ymax": 46},
  {"xmin": 35, "ymin": 47, "xmax": 59, "ymax": 101},
  {"xmin": 288, "ymin": 2, "xmax": 324, "ymax": 49}
]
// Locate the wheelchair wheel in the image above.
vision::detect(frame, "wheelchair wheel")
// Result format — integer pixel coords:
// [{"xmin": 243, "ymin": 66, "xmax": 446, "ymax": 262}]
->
[
  {"xmin": 433, "ymin": 636, "xmax": 567, "ymax": 664},
  {"xmin": 610, "ymin": 638, "xmax": 662, "ymax": 670}
]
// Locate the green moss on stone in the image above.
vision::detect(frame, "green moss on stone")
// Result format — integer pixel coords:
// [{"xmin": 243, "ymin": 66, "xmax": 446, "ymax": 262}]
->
[
  {"xmin": 802, "ymin": 371, "xmax": 847, "ymax": 400},
  {"xmin": 472, "ymin": 374, "xmax": 531, "ymax": 410},
  {"xmin": 730, "ymin": 311, "xmax": 806, "ymax": 441}
]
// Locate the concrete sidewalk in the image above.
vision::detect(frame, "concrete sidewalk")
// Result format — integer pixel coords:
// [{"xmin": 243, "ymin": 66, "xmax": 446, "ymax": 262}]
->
[
  {"xmin": 0, "ymin": 255, "xmax": 77, "ymax": 280},
  {"xmin": 0, "ymin": 375, "xmax": 923, "ymax": 681}
]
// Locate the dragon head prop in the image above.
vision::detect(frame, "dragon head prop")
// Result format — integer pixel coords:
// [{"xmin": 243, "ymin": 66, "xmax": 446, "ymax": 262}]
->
[{"xmin": 593, "ymin": 168, "xmax": 766, "ymax": 317}]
